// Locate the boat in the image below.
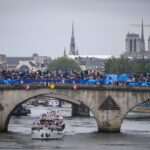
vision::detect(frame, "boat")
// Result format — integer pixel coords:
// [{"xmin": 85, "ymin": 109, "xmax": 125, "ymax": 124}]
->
[
  {"xmin": 12, "ymin": 104, "xmax": 31, "ymax": 116},
  {"xmin": 31, "ymin": 111, "xmax": 65, "ymax": 139},
  {"xmin": 132, "ymin": 104, "xmax": 150, "ymax": 113},
  {"xmin": 61, "ymin": 101, "xmax": 72, "ymax": 108},
  {"xmin": 44, "ymin": 98, "xmax": 60, "ymax": 107},
  {"xmin": 132, "ymin": 101, "xmax": 150, "ymax": 113}
]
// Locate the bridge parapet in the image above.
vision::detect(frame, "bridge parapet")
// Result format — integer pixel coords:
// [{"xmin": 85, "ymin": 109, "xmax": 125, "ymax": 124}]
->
[{"xmin": 1, "ymin": 83, "xmax": 150, "ymax": 91}]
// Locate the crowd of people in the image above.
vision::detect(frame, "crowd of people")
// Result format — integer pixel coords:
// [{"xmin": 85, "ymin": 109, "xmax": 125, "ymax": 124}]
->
[
  {"xmin": 32, "ymin": 111, "xmax": 65, "ymax": 131},
  {"xmin": 131, "ymin": 72, "xmax": 150, "ymax": 82},
  {"xmin": 1, "ymin": 69, "xmax": 150, "ymax": 84},
  {"xmin": 0, "ymin": 69, "xmax": 106, "ymax": 80}
]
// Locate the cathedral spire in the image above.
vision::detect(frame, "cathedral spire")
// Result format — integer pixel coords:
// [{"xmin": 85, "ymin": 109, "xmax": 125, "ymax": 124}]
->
[
  {"xmin": 64, "ymin": 47, "xmax": 67, "ymax": 57},
  {"xmin": 76, "ymin": 47, "xmax": 79, "ymax": 55},
  {"xmin": 72, "ymin": 22, "xmax": 74, "ymax": 38},
  {"xmin": 140, "ymin": 19, "xmax": 145, "ymax": 51},
  {"xmin": 69, "ymin": 22, "xmax": 76, "ymax": 55}
]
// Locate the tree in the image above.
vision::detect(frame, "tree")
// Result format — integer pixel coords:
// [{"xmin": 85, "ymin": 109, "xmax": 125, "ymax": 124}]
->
[
  {"xmin": 47, "ymin": 57, "xmax": 81, "ymax": 71},
  {"xmin": 104, "ymin": 55, "xmax": 136, "ymax": 74},
  {"xmin": 136, "ymin": 57, "xmax": 146, "ymax": 72}
]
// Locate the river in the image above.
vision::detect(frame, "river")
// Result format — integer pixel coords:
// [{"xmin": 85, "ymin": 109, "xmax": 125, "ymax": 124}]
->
[{"xmin": 0, "ymin": 105, "xmax": 150, "ymax": 150}]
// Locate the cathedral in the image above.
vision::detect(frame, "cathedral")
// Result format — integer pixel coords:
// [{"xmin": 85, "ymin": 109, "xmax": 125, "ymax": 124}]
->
[{"xmin": 125, "ymin": 20, "xmax": 150, "ymax": 59}]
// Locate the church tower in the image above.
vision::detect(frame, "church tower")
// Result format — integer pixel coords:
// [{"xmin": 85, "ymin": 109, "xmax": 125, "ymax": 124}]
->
[
  {"xmin": 69, "ymin": 23, "xmax": 76, "ymax": 55},
  {"xmin": 64, "ymin": 47, "xmax": 67, "ymax": 57},
  {"xmin": 148, "ymin": 36, "xmax": 150, "ymax": 52},
  {"xmin": 125, "ymin": 33, "xmax": 140, "ymax": 57},
  {"xmin": 125, "ymin": 19, "xmax": 148, "ymax": 58},
  {"xmin": 76, "ymin": 48, "xmax": 79, "ymax": 55},
  {"xmin": 140, "ymin": 19, "xmax": 145, "ymax": 52}
]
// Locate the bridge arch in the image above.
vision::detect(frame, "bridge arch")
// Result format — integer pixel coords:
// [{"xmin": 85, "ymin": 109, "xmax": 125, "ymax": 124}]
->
[
  {"xmin": 120, "ymin": 97, "xmax": 150, "ymax": 133},
  {"xmin": 0, "ymin": 89, "xmax": 97, "ymax": 132},
  {"xmin": 18, "ymin": 65, "xmax": 30, "ymax": 71},
  {"xmin": 122, "ymin": 98, "xmax": 150, "ymax": 121}
]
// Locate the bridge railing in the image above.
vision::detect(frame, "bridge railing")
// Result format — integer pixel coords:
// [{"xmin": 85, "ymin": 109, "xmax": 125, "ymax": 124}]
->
[{"xmin": 1, "ymin": 78, "xmax": 150, "ymax": 86}]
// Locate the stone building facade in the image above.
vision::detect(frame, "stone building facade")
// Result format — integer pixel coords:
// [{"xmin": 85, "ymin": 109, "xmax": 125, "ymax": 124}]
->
[
  {"xmin": 126, "ymin": 33, "xmax": 140, "ymax": 54},
  {"xmin": 68, "ymin": 55, "xmax": 111, "ymax": 71}
]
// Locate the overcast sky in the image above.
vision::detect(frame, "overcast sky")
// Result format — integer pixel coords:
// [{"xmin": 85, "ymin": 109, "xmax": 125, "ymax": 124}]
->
[{"xmin": 0, "ymin": 0, "xmax": 150, "ymax": 58}]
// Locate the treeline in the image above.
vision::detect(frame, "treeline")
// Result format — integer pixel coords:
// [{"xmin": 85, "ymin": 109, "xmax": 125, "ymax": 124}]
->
[
  {"xmin": 104, "ymin": 55, "xmax": 150, "ymax": 74},
  {"xmin": 47, "ymin": 57, "xmax": 81, "ymax": 71}
]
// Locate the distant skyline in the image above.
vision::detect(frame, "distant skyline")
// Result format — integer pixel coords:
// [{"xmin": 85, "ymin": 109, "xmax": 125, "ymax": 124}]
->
[{"xmin": 0, "ymin": 0, "xmax": 150, "ymax": 58}]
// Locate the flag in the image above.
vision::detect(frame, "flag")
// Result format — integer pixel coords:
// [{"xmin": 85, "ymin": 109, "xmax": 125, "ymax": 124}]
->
[
  {"xmin": 24, "ymin": 84, "xmax": 29, "ymax": 90},
  {"xmin": 73, "ymin": 84, "xmax": 78, "ymax": 90}
]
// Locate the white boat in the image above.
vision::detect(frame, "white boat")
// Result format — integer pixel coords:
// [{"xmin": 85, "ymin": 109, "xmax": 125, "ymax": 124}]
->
[
  {"xmin": 31, "ymin": 112, "xmax": 65, "ymax": 139},
  {"xmin": 31, "ymin": 128, "xmax": 64, "ymax": 139},
  {"xmin": 45, "ymin": 98, "xmax": 60, "ymax": 107}
]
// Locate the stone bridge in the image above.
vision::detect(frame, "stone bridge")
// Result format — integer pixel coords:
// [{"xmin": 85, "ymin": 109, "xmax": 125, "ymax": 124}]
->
[{"xmin": 0, "ymin": 84, "xmax": 150, "ymax": 132}]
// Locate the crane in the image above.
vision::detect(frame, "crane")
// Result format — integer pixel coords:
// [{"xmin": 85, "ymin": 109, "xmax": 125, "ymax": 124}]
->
[
  {"xmin": 129, "ymin": 19, "xmax": 150, "ymax": 27},
  {"xmin": 129, "ymin": 24, "xmax": 150, "ymax": 27}
]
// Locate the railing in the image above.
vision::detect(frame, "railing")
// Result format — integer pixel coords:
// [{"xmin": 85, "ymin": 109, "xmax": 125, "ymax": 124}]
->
[{"xmin": 1, "ymin": 78, "xmax": 150, "ymax": 86}]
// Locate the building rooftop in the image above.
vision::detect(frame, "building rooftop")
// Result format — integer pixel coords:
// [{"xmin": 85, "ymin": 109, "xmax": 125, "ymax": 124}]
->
[
  {"xmin": 7, "ymin": 57, "xmax": 32, "ymax": 65},
  {"xmin": 68, "ymin": 55, "xmax": 112, "ymax": 59}
]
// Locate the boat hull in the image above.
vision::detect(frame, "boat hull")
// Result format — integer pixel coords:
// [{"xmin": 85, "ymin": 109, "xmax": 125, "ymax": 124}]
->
[{"xmin": 31, "ymin": 129, "xmax": 64, "ymax": 139}]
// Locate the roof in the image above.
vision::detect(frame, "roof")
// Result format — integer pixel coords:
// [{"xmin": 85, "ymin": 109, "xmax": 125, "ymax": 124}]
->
[
  {"xmin": 68, "ymin": 55, "xmax": 112, "ymax": 59},
  {"xmin": 126, "ymin": 33, "xmax": 139, "ymax": 38},
  {"xmin": 7, "ymin": 57, "xmax": 32, "ymax": 65},
  {"xmin": 29, "ymin": 61, "xmax": 36, "ymax": 67}
]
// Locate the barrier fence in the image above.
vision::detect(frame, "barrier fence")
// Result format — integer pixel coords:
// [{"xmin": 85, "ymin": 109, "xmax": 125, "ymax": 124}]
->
[{"xmin": 1, "ymin": 77, "xmax": 150, "ymax": 86}]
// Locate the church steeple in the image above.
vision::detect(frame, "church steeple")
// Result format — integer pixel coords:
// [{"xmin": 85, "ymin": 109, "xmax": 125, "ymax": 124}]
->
[
  {"xmin": 72, "ymin": 23, "xmax": 74, "ymax": 38},
  {"xmin": 140, "ymin": 19, "xmax": 145, "ymax": 51},
  {"xmin": 69, "ymin": 23, "xmax": 76, "ymax": 55},
  {"xmin": 76, "ymin": 47, "xmax": 79, "ymax": 55},
  {"xmin": 64, "ymin": 47, "xmax": 67, "ymax": 57},
  {"xmin": 148, "ymin": 36, "xmax": 150, "ymax": 52}
]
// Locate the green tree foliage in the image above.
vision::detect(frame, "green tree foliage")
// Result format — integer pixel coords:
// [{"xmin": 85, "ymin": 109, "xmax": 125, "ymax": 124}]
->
[
  {"xmin": 136, "ymin": 58, "xmax": 147, "ymax": 72},
  {"xmin": 104, "ymin": 55, "xmax": 150, "ymax": 74},
  {"xmin": 47, "ymin": 57, "xmax": 81, "ymax": 71}
]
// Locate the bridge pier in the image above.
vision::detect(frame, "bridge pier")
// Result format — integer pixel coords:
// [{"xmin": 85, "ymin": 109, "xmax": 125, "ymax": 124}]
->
[
  {"xmin": 0, "ymin": 124, "xmax": 7, "ymax": 132},
  {"xmin": 0, "ymin": 109, "xmax": 8, "ymax": 132},
  {"xmin": 72, "ymin": 103, "xmax": 90, "ymax": 117},
  {"xmin": 96, "ymin": 110, "xmax": 122, "ymax": 132},
  {"xmin": 94, "ymin": 95, "xmax": 122, "ymax": 132}
]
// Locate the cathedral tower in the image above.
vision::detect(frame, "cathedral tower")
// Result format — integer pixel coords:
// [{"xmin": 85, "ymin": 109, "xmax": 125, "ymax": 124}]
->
[
  {"xmin": 140, "ymin": 19, "xmax": 145, "ymax": 52},
  {"xmin": 125, "ymin": 19, "xmax": 148, "ymax": 58},
  {"xmin": 126, "ymin": 33, "xmax": 140, "ymax": 55},
  {"xmin": 64, "ymin": 47, "xmax": 67, "ymax": 57},
  {"xmin": 69, "ymin": 23, "xmax": 76, "ymax": 55},
  {"xmin": 148, "ymin": 36, "xmax": 150, "ymax": 52}
]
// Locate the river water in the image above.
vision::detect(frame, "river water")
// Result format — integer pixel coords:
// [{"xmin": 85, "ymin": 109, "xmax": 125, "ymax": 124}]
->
[{"xmin": 1, "ymin": 105, "xmax": 150, "ymax": 150}]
